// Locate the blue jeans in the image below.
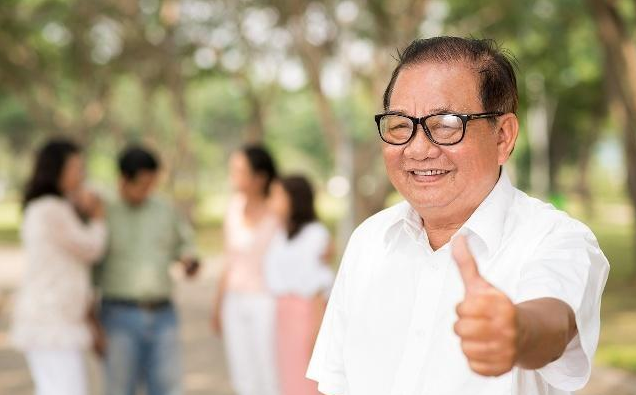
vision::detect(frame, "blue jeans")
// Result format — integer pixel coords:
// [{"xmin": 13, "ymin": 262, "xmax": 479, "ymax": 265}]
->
[{"xmin": 99, "ymin": 301, "xmax": 182, "ymax": 395}]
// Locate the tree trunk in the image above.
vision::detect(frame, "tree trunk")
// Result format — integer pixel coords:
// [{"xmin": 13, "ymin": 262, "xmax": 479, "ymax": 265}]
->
[
  {"xmin": 526, "ymin": 73, "xmax": 557, "ymax": 199},
  {"xmin": 285, "ymin": 10, "xmax": 355, "ymax": 245},
  {"xmin": 163, "ymin": 28, "xmax": 197, "ymax": 221},
  {"xmin": 244, "ymin": 87, "xmax": 267, "ymax": 144},
  {"xmin": 169, "ymin": 84, "xmax": 197, "ymax": 221},
  {"xmin": 274, "ymin": 0, "xmax": 429, "ymax": 248},
  {"xmin": 575, "ymin": 131, "xmax": 596, "ymax": 218},
  {"xmin": 588, "ymin": 0, "xmax": 636, "ymax": 277}
]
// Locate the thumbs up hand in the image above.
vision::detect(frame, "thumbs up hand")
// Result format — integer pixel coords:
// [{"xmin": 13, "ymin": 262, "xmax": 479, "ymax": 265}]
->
[{"xmin": 452, "ymin": 235, "xmax": 518, "ymax": 377}]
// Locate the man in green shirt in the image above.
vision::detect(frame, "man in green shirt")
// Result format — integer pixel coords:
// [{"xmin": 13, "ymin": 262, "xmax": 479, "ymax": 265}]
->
[{"xmin": 94, "ymin": 146, "xmax": 198, "ymax": 395}]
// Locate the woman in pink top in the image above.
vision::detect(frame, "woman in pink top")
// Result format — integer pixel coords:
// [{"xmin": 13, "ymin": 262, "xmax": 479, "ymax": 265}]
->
[
  {"xmin": 265, "ymin": 175, "xmax": 334, "ymax": 395},
  {"xmin": 211, "ymin": 145, "xmax": 280, "ymax": 395}
]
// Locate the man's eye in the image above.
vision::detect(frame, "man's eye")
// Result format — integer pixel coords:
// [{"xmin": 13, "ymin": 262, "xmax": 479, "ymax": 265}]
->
[{"xmin": 390, "ymin": 123, "xmax": 410, "ymax": 131}]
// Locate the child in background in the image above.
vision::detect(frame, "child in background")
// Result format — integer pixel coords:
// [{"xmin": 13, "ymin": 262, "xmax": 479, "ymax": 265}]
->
[{"xmin": 265, "ymin": 175, "xmax": 334, "ymax": 395}]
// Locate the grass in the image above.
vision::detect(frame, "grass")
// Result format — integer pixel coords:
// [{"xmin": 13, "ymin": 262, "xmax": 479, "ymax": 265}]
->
[
  {"xmin": 597, "ymin": 345, "xmax": 636, "ymax": 372},
  {"xmin": 0, "ymin": 201, "xmax": 20, "ymax": 247}
]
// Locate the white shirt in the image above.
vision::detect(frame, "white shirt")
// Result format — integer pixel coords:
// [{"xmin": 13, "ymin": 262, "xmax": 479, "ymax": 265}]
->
[
  {"xmin": 11, "ymin": 196, "xmax": 107, "ymax": 350},
  {"xmin": 307, "ymin": 171, "xmax": 609, "ymax": 395},
  {"xmin": 265, "ymin": 222, "xmax": 334, "ymax": 298}
]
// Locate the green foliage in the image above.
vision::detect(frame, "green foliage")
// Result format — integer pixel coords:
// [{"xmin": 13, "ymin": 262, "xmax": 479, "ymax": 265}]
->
[{"xmin": 266, "ymin": 91, "xmax": 331, "ymax": 176}]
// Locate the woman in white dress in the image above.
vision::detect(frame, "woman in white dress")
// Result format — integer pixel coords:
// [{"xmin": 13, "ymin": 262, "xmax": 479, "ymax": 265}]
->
[
  {"xmin": 10, "ymin": 139, "xmax": 107, "ymax": 395},
  {"xmin": 265, "ymin": 175, "xmax": 334, "ymax": 395}
]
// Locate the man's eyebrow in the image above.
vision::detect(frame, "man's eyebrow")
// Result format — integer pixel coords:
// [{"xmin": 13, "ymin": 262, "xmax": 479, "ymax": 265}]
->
[
  {"xmin": 384, "ymin": 109, "xmax": 410, "ymax": 116},
  {"xmin": 428, "ymin": 106, "xmax": 455, "ymax": 114},
  {"xmin": 384, "ymin": 106, "xmax": 457, "ymax": 117}
]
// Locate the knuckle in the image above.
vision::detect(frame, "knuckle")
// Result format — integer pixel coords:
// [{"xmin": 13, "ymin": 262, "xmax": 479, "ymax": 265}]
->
[
  {"xmin": 469, "ymin": 361, "xmax": 491, "ymax": 376},
  {"xmin": 486, "ymin": 340, "xmax": 500, "ymax": 354},
  {"xmin": 454, "ymin": 320, "xmax": 462, "ymax": 335},
  {"xmin": 456, "ymin": 302, "xmax": 466, "ymax": 316},
  {"xmin": 461, "ymin": 343, "xmax": 471, "ymax": 356}
]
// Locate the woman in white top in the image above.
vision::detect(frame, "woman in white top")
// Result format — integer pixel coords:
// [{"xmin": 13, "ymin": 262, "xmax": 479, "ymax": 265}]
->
[
  {"xmin": 10, "ymin": 139, "xmax": 107, "ymax": 395},
  {"xmin": 265, "ymin": 175, "xmax": 334, "ymax": 395}
]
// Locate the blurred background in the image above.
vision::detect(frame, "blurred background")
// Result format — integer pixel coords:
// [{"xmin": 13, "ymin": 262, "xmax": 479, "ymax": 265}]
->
[{"xmin": 0, "ymin": 0, "xmax": 635, "ymax": 394}]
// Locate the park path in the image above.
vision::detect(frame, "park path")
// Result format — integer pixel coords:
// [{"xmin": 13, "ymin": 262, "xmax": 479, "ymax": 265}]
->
[{"xmin": 0, "ymin": 246, "xmax": 634, "ymax": 395}]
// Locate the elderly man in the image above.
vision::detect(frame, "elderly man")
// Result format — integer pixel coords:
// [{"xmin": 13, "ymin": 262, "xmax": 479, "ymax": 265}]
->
[{"xmin": 307, "ymin": 37, "xmax": 609, "ymax": 395}]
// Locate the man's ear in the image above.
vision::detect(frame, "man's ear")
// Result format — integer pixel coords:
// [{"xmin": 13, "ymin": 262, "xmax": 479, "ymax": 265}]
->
[{"xmin": 496, "ymin": 113, "xmax": 519, "ymax": 165}]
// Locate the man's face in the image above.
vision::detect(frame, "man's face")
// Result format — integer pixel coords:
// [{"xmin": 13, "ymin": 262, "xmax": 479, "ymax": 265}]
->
[
  {"xmin": 120, "ymin": 170, "xmax": 158, "ymax": 206},
  {"xmin": 382, "ymin": 61, "xmax": 504, "ymax": 217}
]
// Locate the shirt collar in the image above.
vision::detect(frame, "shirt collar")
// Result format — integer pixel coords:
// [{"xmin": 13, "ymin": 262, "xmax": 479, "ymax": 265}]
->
[
  {"xmin": 383, "ymin": 168, "xmax": 515, "ymax": 256},
  {"xmin": 383, "ymin": 201, "xmax": 417, "ymax": 246},
  {"xmin": 462, "ymin": 168, "xmax": 515, "ymax": 256}
]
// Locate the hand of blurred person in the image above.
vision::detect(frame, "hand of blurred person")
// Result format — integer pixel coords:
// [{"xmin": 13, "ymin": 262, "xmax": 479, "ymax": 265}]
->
[
  {"xmin": 312, "ymin": 293, "xmax": 328, "ymax": 346},
  {"xmin": 88, "ymin": 195, "xmax": 105, "ymax": 219},
  {"xmin": 211, "ymin": 269, "xmax": 229, "ymax": 337},
  {"xmin": 73, "ymin": 189, "xmax": 105, "ymax": 220},
  {"xmin": 87, "ymin": 304, "xmax": 107, "ymax": 359},
  {"xmin": 181, "ymin": 257, "xmax": 200, "ymax": 279},
  {"xmin": 321, "ymin": 239, "xmax": 335, "ymax": 265},
  {"xmin": 211, "ymin": 301, "xmax": 223, "ymax": 337},
  {"xmin": 92, "ymin": 324, "xmax": 108, "ymax": 358}
]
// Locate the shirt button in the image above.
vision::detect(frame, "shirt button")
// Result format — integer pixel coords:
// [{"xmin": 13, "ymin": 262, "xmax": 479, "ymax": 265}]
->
[{"xmin": 416, "ymin": 329, "xmax": 426, "ymax": 337}]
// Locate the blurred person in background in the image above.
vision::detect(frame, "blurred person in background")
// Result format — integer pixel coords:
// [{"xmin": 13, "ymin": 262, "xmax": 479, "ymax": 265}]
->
[
  {"xmin": 93, "ymin": 145, "xmax": 199, "ymax": 395},
  {"xmin": 10, "ymin": 138, "xmax": 107, "ymax": 395},
  {"xmin": 265, "ymin": 175, "xmax": 334, "ymax": 395},
  {"xmin": 211, "ymin": 144, "xmax": 280, "ymax": 395}
]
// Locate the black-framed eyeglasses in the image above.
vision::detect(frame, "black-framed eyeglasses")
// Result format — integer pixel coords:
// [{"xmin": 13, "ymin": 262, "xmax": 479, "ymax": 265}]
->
[{"xmin": 374, "ymin": 111, "xmax": 503, "ymax": 146}]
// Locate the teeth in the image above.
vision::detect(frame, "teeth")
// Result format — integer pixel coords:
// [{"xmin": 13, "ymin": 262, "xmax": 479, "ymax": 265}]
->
[{"xmin": 413, "ymin": 169, "xmax": 448, "ymax": 176}]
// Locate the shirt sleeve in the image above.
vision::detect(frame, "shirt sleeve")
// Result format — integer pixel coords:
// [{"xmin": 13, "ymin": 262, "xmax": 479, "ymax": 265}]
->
[
  {"xmin": 304, "ymin": 224, "xmax": 335, "ymax": 295},
  {"xmin": 515, "ymin": 219, "xmax": 609, "ymax": 391},
  {"xmin": 43, "ymin": 200, "xmax": 107, "ymax": 264},
  {"xmin": 263, "ymin": 231, "xmax": 284, "ymax": 294},
  {"xmin": 303, "ymin": 224, "xmax": 331, "ymax": 258},
  {"xmin": 173, "ymin": 207, "xmax": 197, "ymax": 260},
  {"xmin": 306, "ymin": 230, "xmax": 356, "ymax": 395}
]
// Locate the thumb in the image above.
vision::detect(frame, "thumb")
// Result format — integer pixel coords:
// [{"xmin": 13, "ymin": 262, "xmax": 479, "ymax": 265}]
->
[{"xmin": 452, "ymin": 235, "xmax": 488, "ymax": 293}]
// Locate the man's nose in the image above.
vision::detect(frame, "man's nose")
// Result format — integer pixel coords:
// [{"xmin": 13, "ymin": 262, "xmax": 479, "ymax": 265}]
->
[{"xmin": 403, "ymin": 124, "xmax": 441, "ymax": 160}]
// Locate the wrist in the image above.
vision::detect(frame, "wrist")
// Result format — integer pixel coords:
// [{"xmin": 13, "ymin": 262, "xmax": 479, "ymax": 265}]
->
[
  {"xmin": 513, "ymin": 299, "xmax": 572, "ymax": 369},
  {"xmin": 514, "ymin": 304, "xmax": 531, "ymax": 368},
  {"xmin": 515, "ymin": 303, "xmax": 552, "ymax": 369}
]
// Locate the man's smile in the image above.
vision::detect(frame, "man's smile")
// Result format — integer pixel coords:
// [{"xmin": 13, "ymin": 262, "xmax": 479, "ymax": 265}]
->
[{"xmin": 406, "ymin": 168, "xmax": 453, "ymax": 182}]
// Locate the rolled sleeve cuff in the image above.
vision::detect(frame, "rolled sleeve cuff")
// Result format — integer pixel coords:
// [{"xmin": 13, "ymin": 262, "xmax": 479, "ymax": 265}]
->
[
  {"xmin": 537, "ymin": 333, "xmax": 591, "ymax": 391},
  {"xmin": 307, "ymin": 369, "xmax": 346, "ymax": 395},
  {"xmin": 515, "ymin": 290, "xmax": 592, "ymax": 391}
]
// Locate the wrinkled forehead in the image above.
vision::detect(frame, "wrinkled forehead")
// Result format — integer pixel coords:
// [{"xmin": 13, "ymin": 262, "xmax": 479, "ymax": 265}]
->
[{"xmin": 389, "ymin": 61, "xmax": 484, "ymax": 115}]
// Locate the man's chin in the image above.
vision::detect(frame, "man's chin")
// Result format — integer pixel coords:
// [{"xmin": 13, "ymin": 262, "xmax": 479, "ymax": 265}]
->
[
  {"xmin": 403, "ymin": 195, "xmax": 450, "ymax": 210},
  {"xmin": 410, "ymin": 201, "xmax": 447, "ymax": 211}
]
